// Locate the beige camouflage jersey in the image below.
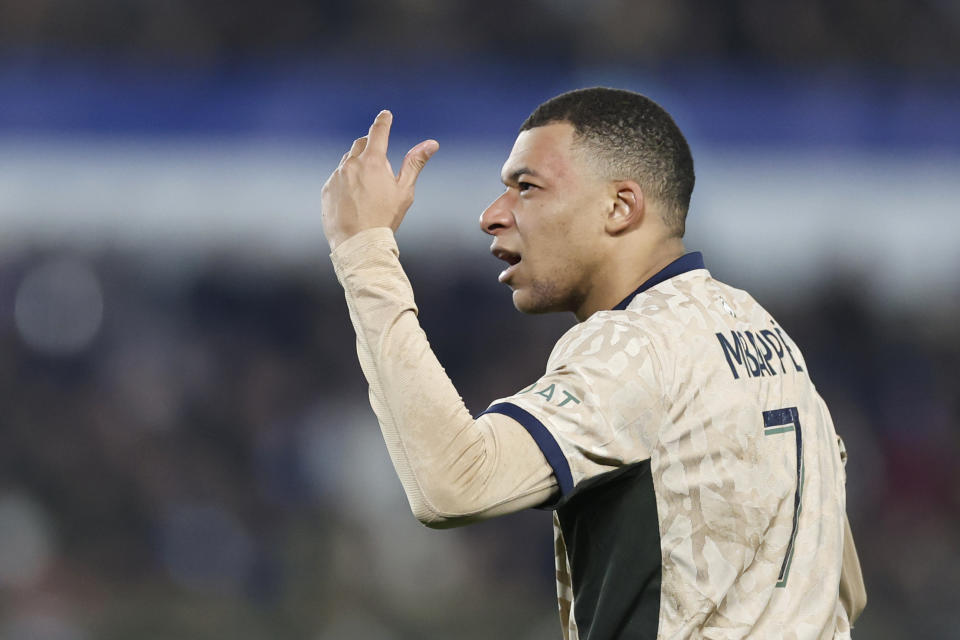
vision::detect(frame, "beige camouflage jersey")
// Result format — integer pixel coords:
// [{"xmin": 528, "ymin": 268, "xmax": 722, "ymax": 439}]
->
[
  {"xmin": 331, "ymin": 229, "xmax": 865, "ymax": 640},
  {"xmin": 484, "ymin": 252, "xmax": 863, "ymax": 639}
]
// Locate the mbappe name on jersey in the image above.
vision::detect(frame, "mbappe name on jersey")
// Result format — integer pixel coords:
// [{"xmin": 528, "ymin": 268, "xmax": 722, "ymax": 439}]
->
[{"xmin": 715, "ymin": 325, "xmax": 804, "ymax": 380}]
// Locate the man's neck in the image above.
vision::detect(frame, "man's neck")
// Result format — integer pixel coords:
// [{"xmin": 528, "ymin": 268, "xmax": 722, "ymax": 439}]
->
[{"xmin": 574, "ymin": 238, "xmax": 686, "ymax": 321}]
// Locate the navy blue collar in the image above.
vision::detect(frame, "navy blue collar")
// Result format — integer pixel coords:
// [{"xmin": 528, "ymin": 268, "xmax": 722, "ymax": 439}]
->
[{"xmin": 612, "ymin": 252, "xmax": 706, "ymax": 310}]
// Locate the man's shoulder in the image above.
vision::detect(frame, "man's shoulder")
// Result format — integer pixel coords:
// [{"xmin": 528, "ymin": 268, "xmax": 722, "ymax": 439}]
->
[
  {"xmin": 547, "ymin": 310, "xmax": 656, "ymax": 371},
  {"xmin": 548, "ymin": 271, "xmax": 729, "ymax": 360},
  {"xmin": 547, "ymin": 272, "xmax": 779, "ymax": 370},
  {"xmin": 559, "ymin": 307, "xmax": 655, "ymax": 345},
  {"xmin": 628, "ymin": 270, "xmax": 774, "ymax": 329}
]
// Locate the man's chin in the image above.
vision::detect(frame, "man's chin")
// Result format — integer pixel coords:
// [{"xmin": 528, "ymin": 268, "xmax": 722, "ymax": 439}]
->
[{"xmin": 511, "ymin": 289, "xmax": 557, "ymax": 315}]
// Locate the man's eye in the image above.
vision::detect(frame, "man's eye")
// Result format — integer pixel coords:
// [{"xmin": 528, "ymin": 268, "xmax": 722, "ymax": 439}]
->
[{"xmin": 518, "ymin": 182, "xmax": 536, "ymax": 193}]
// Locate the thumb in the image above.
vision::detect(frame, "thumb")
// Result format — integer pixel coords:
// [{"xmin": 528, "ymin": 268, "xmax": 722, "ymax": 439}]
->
[{"xmin": 398, "ymin": 139, "xmax": 439, "ymax": 189}]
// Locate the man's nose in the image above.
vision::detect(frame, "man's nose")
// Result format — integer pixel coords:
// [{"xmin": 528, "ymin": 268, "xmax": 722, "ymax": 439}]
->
[{"xmin": 480, "ymin": 192, "xmax": 513, "ymax": 235}]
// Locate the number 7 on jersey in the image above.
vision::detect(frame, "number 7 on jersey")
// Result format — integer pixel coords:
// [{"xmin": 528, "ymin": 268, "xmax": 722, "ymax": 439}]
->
[{"xmin": 763, "ymin": 406, "xmax": 804, "ymax": 588}]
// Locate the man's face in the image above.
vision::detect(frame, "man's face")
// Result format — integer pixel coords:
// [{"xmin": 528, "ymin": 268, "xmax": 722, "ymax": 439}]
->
[{"xmin": 481, "ymin": 122, "xmax": 612, "ymax": 315}]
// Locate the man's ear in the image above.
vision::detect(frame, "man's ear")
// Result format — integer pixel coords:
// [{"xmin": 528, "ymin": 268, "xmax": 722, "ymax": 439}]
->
[{"xmin": 606, "ymin": 180, "xmax": 644, "ymax": 235}]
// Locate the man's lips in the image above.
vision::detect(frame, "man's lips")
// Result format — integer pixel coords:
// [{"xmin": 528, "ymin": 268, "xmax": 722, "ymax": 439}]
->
[
  {"xmin": 491, "ymin": 246, "xmax": 522, "ymax": 283},
  {"xmin": 498, "ymin": 262, "xmax": 521, "ymax": 284}
]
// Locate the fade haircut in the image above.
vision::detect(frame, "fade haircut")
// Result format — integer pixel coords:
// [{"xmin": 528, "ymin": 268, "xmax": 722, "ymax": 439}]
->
[{"xmin": 521, "ymin": 87, "xmax": 695, "ymax": 237}]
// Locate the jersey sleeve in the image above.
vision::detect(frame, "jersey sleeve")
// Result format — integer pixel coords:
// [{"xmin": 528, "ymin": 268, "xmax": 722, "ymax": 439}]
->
[
  {"xmin": 481, "ymin": 311, "xmax": 664, "ymax": 507},
  {"xmin": 836, "ymin": 435, "xmax": 867, "ymax": 623},
  {"xmin": 330, "ymin": 228, "xmax": 558, "ymax": 527}
]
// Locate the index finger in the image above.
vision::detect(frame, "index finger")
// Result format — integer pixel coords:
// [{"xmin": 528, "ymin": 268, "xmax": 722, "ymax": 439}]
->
[{"xmin": 363, "ymin": 110, "xmax": 393, "ymax": 156}]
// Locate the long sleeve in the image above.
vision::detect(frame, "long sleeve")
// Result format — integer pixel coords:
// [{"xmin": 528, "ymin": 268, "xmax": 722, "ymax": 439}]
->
[
  {"xmin": 834, "ymin": 436, "xmax": 867, "ymax": 624},
  {"xmin": 840, "ymin": 514, "xmax": 867, "ymax": 623},
  {"xmin": 330, "ymin": 227, "xmax": 557, "ymax": 528}
]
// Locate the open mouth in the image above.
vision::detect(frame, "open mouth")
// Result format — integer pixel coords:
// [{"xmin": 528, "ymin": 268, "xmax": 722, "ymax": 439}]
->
[{"xmin": 491, "ymin": 246, "xmax": 522, "ymax": 283}]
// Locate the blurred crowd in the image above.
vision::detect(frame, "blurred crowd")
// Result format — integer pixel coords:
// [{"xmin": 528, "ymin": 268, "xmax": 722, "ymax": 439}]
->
[
  {"xmin": 0, "ymin": 247, "xmax": 564, "ymax": 639},
  {"xmin": 0, "ymin": 245, "xmax": 957, "ymax": 638},
  {"xmin": 0, "ymin": 0, "xmax": 958, "ymax": 69}
]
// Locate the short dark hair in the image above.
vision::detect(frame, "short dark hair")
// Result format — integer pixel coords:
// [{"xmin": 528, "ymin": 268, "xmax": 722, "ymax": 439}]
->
[{"xmin": 521, "ymin": 87, "xmax": 695, "ymax": 237}]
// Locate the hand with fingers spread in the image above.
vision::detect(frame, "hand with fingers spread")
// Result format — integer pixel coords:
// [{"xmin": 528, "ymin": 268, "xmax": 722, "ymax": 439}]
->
[{"xmin": 321, "ymin": 110, "xmax": 439, "ymax": 251}]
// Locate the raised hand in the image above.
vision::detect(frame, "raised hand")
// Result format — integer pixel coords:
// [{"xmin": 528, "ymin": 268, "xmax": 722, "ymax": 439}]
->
[{"xmin": 321, "ymin": 110, "xmax": 439, "ymax": 251}]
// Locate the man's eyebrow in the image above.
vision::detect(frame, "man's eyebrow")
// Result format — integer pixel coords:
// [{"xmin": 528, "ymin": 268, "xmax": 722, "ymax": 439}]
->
[{"xmin": 501, "ymin": 167, "xmax": 541, "ymax": 185}]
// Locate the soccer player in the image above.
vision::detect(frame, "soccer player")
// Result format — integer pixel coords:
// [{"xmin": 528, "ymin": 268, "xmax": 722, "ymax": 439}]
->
[{"xmin": 321, "ymin": 88, "xmax": 866, "ymax": 639}]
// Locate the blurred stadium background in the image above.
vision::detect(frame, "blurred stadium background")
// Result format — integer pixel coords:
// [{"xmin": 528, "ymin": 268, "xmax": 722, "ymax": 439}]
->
[{"xmin": 0, "ymin": 1, "xmax": 958, "ymax": 638}]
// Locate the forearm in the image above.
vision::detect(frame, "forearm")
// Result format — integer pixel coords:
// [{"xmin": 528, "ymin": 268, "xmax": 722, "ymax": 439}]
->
[{"xmin": 331, "ymin": 228, "xmax": 556, "ymax": 527}]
